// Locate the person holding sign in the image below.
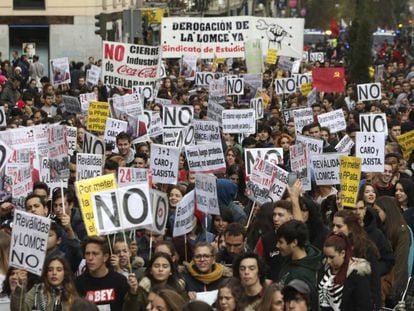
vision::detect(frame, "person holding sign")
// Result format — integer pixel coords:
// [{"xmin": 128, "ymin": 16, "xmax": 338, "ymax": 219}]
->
[{"xmin": 11, "ymin": 256, "xmax": 78, "ymax": 311}]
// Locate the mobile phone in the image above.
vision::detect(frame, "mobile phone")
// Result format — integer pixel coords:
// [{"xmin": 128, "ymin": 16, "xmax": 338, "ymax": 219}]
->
[{"xmin": 288, "ymin": 172, "xmax": 299, "ymax": 187}]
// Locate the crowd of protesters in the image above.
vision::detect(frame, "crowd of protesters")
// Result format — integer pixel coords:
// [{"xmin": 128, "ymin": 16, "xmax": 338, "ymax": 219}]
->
[{"xmin": 0, "ymin": 30, "xmax": 414, "ymax": 311}]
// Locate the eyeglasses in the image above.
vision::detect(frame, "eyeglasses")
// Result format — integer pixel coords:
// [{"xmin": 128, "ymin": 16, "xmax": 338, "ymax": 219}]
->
[{"xmin": 194, "ymin": 254, "xmax": 213, "ymax": 260}]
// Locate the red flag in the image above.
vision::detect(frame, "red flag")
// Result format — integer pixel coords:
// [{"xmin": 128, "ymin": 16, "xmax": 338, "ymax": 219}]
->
[
  {"xmin": 330, "ymin": 18, "xmax": 340, "ymax": 38},
  {"xmin": 312, "ymin": 67, "xmax": 345, "ymax": 93}
]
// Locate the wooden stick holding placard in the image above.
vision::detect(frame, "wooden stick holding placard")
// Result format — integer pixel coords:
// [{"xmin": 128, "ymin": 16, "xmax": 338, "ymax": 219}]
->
[
  {"xmin": 245, "ymin": 202, "xmax": 256, "ymax": 230},
  {"xmin": 149, "ymin": 232, "xmax": 153, "ymax": 261},
  {"xmin": 107, "ymin": 235, "xmax": 113, "ymax": 255}
]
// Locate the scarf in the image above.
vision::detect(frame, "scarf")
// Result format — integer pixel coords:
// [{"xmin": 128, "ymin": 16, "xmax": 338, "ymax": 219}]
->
[
  {"xmin": 187, "ymin": 262, "xmax": 224, "ymax": 284},
  {"xmin": 35, "ymin": 283, "xmax": 64, "ymax": 311}
]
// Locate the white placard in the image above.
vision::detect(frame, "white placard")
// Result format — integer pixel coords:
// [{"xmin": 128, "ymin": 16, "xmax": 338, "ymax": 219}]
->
[
  {"xmin": 66, "ymin": 126, "xmax": 77, "ymax": 157},
  {"xmin": 118, "ymin": 167, "xmax": 149, "ymax": 186},
  {"xmin": 359, "ymin": 113, "xmax": 388, "ymax": 135},
  {"xmin": 103, "ymin": 118, "xmax": 128, "ymax": 148},
  {"xmin": 50, "ymin": 57, "xmax": 71, "ymax": 86},
  {"xmin": 356, "ymin": 132, "xmax": 385, "ymax": 172},
  {"xmin": 185, "ymin": 143, "xmax": 226, "ymax": 173},
  {"xmin": 226, "ymin": 77, "xmax": 244, "ymax": 95},
  {"xmin": 246, "ymin": 159, "xmax": 277, "ymax": 204},
  {"xmin": 83, "ymin": 131, "xmax": 105, "ymax": 155},
  {"xmin": 193, "ymin": 120, "xmax": 221, "ymax": 144},
  {"xmin": 0, "ymin": 138, "xmax": 13, "ymax": 172},
  {"xmin": 357, "ymin": 83, "xmax": 382, "ymax": 101},
  {"xmin": 244, "ymin": 148, "xmax": 283, "ymax": 177},
  {"xmin": 195, "ymin": 72, "xmax": 215, "ymax": 87},
  {"xmin": 0, "ymin": 106, "xmax": 6, "ymax": 127},
  {"xmin": 148, "ymin": 189, "xmax": 168, "ymax": 234},
  {"xmin": 317, "ymin": 109, "xmax": 347, "ymax": 133},
  {"xmin": 163, "ymin": 105, "xmax": 194, "ymax": 128},
  {"xmin": 150, "ymin": 144, "xmax": 180, "ymax": 184},
  {"xmin": 10, "ymin": 210, "xmax": 51, "ymax": 276},
  {"xmin": 268, "ymin": 165, "xmax": 289, "ymax": 202},
  {"xmin": 250, "ymin": 97, "xmax": 264, "ymax": 119},
  {"xmin": 173, "ymin": 190, "xmax": 195, "ymax": 237},
  {"xmin": 76, "ymin": 153, "xmax": 103, "ymax": 181},
  {"xmin": 79, "ymin": 92, "xmax": 97, "ymax": 113},
  {"xmin": 296, "ymin": 134, "xmax": 323, "ymax": 154},
  {"xmin": 195, "ymin": 174, "xmax": 220, "ymax": 215},
  {"xmin": 335, "ymin": 135, "xmax": 354, "ymax": 154},
  {"xmin": 311, "ymin": 153, "xmax": 344, "ymax": 185},
  {"xmin": 292, "ymin": 108, "xmax": 313, "ymax": 135},
  {"xmin": 290, "ymin": 143, "xmax": 311, "ymax": 191},
  {"xmin": 222, "ymin": 109, "xmax": 256, "ymax": 134}
]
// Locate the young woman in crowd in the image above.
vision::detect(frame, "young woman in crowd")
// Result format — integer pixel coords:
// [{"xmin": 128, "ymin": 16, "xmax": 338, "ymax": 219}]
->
[
  {"xmin": 276, "ymin": 133, "xmax": 293, "ymax": 169},
  {"xmin": 318, "ymin": 233, "xmax": 372, "ymax": 310},
  {"xmin": 357, "ymin": 183, "xmax": 377, "ymax": 209},
  {"xmin": 146, "ymin": 285, "xmax": 187, "ymax": 311},
  {"xmin": 395, "ymin": 178, "xmax": 414, "ymax": 212},
  {"xmin": 214, "ymin": 278, "xmax": 247, "ymax": 311},
  {"xmin": 224, "ymin": 147, "xmax": 243, "ymax": 168},
  {"xmin": 11, "ymin": 256, "xmax": 78, "ymax": 311},
  {"xmin": 255, "ymin": 283, "xmax": 284, "ymax": 311},
  {"xmin": 374, "ymin": 196, "xmax": 411, "ymax": 304}
]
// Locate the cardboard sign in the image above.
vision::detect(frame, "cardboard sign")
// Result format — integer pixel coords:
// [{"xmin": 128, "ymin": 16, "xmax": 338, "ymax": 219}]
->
[
  {"xmin": 161, "ymin": 16, "xmax": 304, "ymax": 59},
  {"xmin": 134, "ymin": 85, "xmax": 154, "ymax": 101},
  {"xmin": 310, "ymin": 52, "xmax": 324, "ymax": 63},
  {"xmin": 226, "ymin": 77, "xmax": 244, "ymax": 95},
  {"xmin": 274, "ymin": 78, "xmax": 297, "ymax": 94},
  {"xmin": 317, "ymin": 109, "xmax": 347, "ymax": 133},
  {"xmin": 148, "ymin": 189, "xmax": 169, "ymax": 234},
  {"xmin": 185, "ymin": 143, "xmax": 226, "ymax": 173},
  {"xmin": 173, "ymin": 190, "xmax": 195, "ymax": 237},
  {"xmin": 10, "ymin": 210, "xmax": 51, "ymax": 276},
  {"xmin": 268, "ymin": 165, "xmax": 289, "ymax": 202},
  {"xmin": 92, "ymin": 184, "xmax": 152, "ymax": 235},
  {"xmin": 222, "ymin": 109, "xmax": 255, "ymax": 134},
  {"xmin": 357, "ymin": 83, "xmax": 382, "ymax": 101},
  {"xmin": 150, "ymin": 144, "xmax": 180, "ymax": 184},
  {"xmin": 195, "ymin": 174, "xmax": 220, "ymax": 215},
  {"xmin": 397, "ymin": 130, "xmax": 414, "ymax": 160},
  {"xmin": 147, "ymin": 112, "xmax": 163, "ymax": 137},
  {"xmin": 250, "ymin": 97, "xmax": 264, "ymax": 119},
  {"xmin": 118, "ymin": 167, "xmax": 149, "ymax": 186},
  {"xmin": 180, "ymin": 54, "xmax": 197, "ymax": 80},
  {"xmin": 86, "ymin": 64, "xmax": 101, "ymax": 85},
  {"xmin": 307, "ymin": 88, "xmax": 317, "ymax": 106},
  {"xmin": 292, "ymin": 107, "xmax": 313, "ymax": 135},
  {"xmin": 244, "ymin": 39, "xmax": 263, "ymax": 74},
  {"xmin": 209, "ymin": 77, "xmax": 226, "ymax": 107},
  {"xmin": 246, "ymin": 159, "xmax": 277, "ymax": 205},
  {"xmin": 207, "ymin": 101, "xmax": 224, "ymax": 125},
  {"xmin": 79, "ymin": 92, "xmax": 98, "ymax": 113},
  {"xmin": 50, "ymin": 57, "xmax": 70, "ymax": 86},
  {"xmin": 103, "ymin": 118, "xmax": 128, "ymax": 149},
  {"xmin": 112, "ymin": 93, "xmax": 143, "ymax": 118},
  {"xmin": 335, "ymin": 135, "xmax": 354, "ymax": 154},
  {"xmin": 340, "ymin": 156, "xmax": 362, "ymax": 208},
  {"xmin": 66, "ymin": 126, "xmax": 77, "ymax": 157},
  {"xmin": 375, "ymin": 64, "xmax": 384, "ymax": 82},
  {"xmin": 102, "ymin": 41, "xmax": 160, "ymax": 89},
  {"xmin": 83, "ymin": 131, "xmax": 105, "ymax": 155},
  {"xmin": 175, "ymin": 125, "xmax": 195, "ymax": 149},
  {"xmin": 195, "ymin": 72, "xmax": 215, "ymax": 87},
  {"xmin": 0, "ymin": 106, "xmax": 6, "ymax": 127},
  {"xmin": 163, "ymin": 128, "xmax": 181, "ymax": 146},
  {"xmin": 289, "ymin": 143, "xmax": 311, "ymax": 191},
  {"xmin": 266, "ymin": 48, "xmax": 278, "ymax": 64},
  {"xmin": 163, "ymin": 105, "xmax": 194, "ymax": 128},
  {"xmin": 48, "ymin": 124, "xmax": 68, "ymax": 181},
  {"xmin": 0, "ymin": 138, "xmax": 13, "ymax": 172},
  {"xmin": 311, "ymin": 153, "xmax": 344, "ymax": 185},
  {"xmin": 359, "ymin": 113, "xmax": 388, "ymax": 135},
  {"xmin": 355, "ymin": 132, "xmax": 385, "ymax": 172},
  {"xmin": 244, "ymin": 148, "xmax": 283, "ymax": 177},
  {"xmin": 75, "ymin": 174, "xmax": 117, "ymax": 236},
  {"xmin": 76, "ymin": 153, "xmax": 103, "ymax": 181},
  {"xmin": 296, "ymin": 134, "xmax": 323, "ymax": 154},
  {"xmin": 87, "ymin": 101, "xmax": 110, "ymax": 133},
  {"xmin": 193, "ymin": 120, "xmax": 221, "ymax": 144}
]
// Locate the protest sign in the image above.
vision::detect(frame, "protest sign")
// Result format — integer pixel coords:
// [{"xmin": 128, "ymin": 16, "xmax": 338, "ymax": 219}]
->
[
  {"xmin": 356, "ymin": 132, "xmax": 385, "ymax": 172},
  {"xmin": 269, "ymin": 165, "xmax": 289, "ymax": 202},
  {"xmin": 222, "ymin": 109, "xmax": 255, "ymax": 134},
  {"xmin": 118, "ymin": 167, "xmax": 149, "ymax": 186},
  {"xmin": 274, "ymin": 78, "xmax": 297, "ymax": 94},
  {"xmin": 195, "ymin": 72, "xmax": 215, "ymax": 87},
  {"xmin": 134, "ymin": 85, "xmax": 154, "ymax": 101},
  {"xmin": 375, "ymin": 64, "xmax": 384, "ymax": 82},
  {"xmin": 79, "ymin": 92, "xmax": 98, "ymax": 113},
  {"xmin": 163, "ymin": 105, "xmax": 194, "ymax": 128},
  {"xmin": 246, "ymin": 159, "xmax": 277, "ymax": 205},
  {"xmin": 87, "ymin": 101, "xmax": 110, "ymax": 133},
  {"xmin": 83, "ymin": 131, "xmax": 105, "ymax": 155},
  {"xmin": 173, "ymin": 190, "xmax": 195, "ymax": 237},
  {"xmin": 102, "ymin": 41, "xmax": 160, "ymax": 89},
  {"xmin": 340, "ymin": 156, "xmax": 362, "ymax": 208},
  {"xmin": 244, "ymin": 148, "xmax": 283, "ymax": 176},
  {"xmin": 62, "ymin": 95, "xmax": 81, "ymax": 114},
  {"xmin": 48, "ymin": 124, "xmax": 68, "ymax": 181},
  {"xmin": 147, "ymin": 112, "xmax": 163, "ymax": 137},
  {"xmin": 75, "ymin": 174, "xmax": 117, "ymax": 236},
  {"xmin": 240, "ymin": 74, "xmax": 262, "ymax": 105},
  {"xmin": 266, "ymin": 48, "xmax": 277, "ymax": 64},
  {"xmin": 291, "ymin": 73, "xmax": 312, "ymax": 88},
  {"xmin": 209, "ymin": 77, "xmax": 226, "ymax": 106},
  {"xmin": 277, "ymin": 55, "xmax": 294, "ymax": 71},
  {"xmin": 154, "ymin": 97, "xmax": 172, "ymax": 106},
  {"xmin": 92, "ymin": 183, "xmax": 152, "ymax": 235},
  {"xmin": 12, "ymin": 178, "xmax": 33, "ymax": 209},
  {"xmin": 10, "ymin": 210, "xmax": 50, "ymax": 276},
  {"xmin": 185, "ymin": 143, "xmax": 226, "ymax": 173},
  {"xmin": 148, "ymin": 189, "xmax": 169, "ymax": 234},
  {"xmin": 50, "ymin": 57, "xmax": 70, "ymax": 86},
  {"xmin": 34, "ymin": 124, "xmax": 49, "ymax": 158},
  {"xmin": 150, "ymin": 144, "xmax": 180, "ymax": 184},
  {"xmin": 317, "ymin": 109, "xmax": 347, "ymax": 133},
  {"xmin": 292, "ymin": 108, "xmax": 313, "ymax": 135},
  {"xmin": 76, "ymin": 153, "xmax": 103, "ymax": 181},
  {"xmin": 0, "ymin": 138, "xmax": 13, "ymax": 172},
  {"xmin": 86, "ymin": 64, "xmax": 101, "ymax": 85},
  {"xmin": 175, "ymin": 125, "xmax": 195, "ymax": 149},
  {"xmin": 359, "ymin": 113, "xmax": 388, "ymax": 135},
  {"xmin": 289, "ymin": 143, "xmax": 311, "ymax": 191},
  {"xmin": 180, "ymin": 54, "xmax": 197, "ymax": 80},
  {"xmin": 161, "ymin": 17, "xmax": 304, "ymax": 59},
  {"xmin": 397, "ymin": 130, "xmax": 414, "ymax": 160},
  {"xmin": 300, "ymin": 83, "xmax": 312, "ymax": 96},
  {"xmin": 244, "ymin": 39, "xmax": 263, "ymax": 74},
  {"xmin": 335, "ymin": 135, "xmax": 354, "ymax": 154},
  {"xmin": 112, "ymin": 93, "xmax": 143, "ymax": 118},
  {"xmin": 0, "ymin": 106, "xmax": 6, "ymax": 127},
  {"xmin": 357, "ymin": 83, "xmax": 382, "ymax": 101},
  {"xmin": 103, "ymin": 118, "xmax": 128, "ymax": 149},
  {"xmin": 226, "ymin": 77, "xmax": 244, "ymax": 95},
  {"xmin": 193, "ymin": 120, "xmax": 221, "ymax": 144},
  {"xmin": 311, "ymin": 153, "xmax": 344, "ymax": 185},
  {"xmin": 207, "ymin": 101, "xmax": 224, "ymax": 125},
  {"xmin": 307, "ymin": 88, "xmax": 317, "ymax": 106},
  {"xmin": 296, "ymin": 134, "xmax": 323, "ymax": 154},
  {"xmin": 195, "ymin": 174, "xmax": 220, "ymax": 215},
  {"xmin": 163, "ymin": 128, "xmax": 181, "ymax": 146},
  {"xmin": 250, "ymin": 97, "xmax": 264, "ymax": 119},
  {"xmin": 66, "ymin": 126, "xmax": 77, "ymax": 157},
  {"xmin": 310, "ymin": 52, "xmax": 324, "ymax": 63}
]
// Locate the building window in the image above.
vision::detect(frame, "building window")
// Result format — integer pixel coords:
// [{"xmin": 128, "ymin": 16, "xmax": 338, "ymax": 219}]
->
[{"xmin": 13, "ymin": 0, "xmax": 45, "ymax": 10}]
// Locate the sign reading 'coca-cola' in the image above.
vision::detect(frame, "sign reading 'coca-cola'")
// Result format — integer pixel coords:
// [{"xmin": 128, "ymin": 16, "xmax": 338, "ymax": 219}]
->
[{"xmin": 102, "ymin": 41, "xmax": 161, "ymax": 90}]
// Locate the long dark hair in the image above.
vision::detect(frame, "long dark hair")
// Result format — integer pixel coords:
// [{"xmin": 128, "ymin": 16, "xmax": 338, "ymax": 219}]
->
[
  {"xmin": 324, "ymin": 233, "xmax": 353, "ymax": 285},
  {"xmin": 146, "ymin": 252, "xmax": 184, "ymax": 291},
  {"xmin": 215, "ymin": 278, "xmax": 247, "ymax": 310}
]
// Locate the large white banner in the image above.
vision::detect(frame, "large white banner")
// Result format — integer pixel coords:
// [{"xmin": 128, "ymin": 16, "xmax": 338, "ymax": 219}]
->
[
  {"xmin": 161, "ymin": 17, "xmax": 304, "ymax": 59},
  {"xmin": 10, "ymin": 210, "xmax": 51, "ymax": 276},
  {"xmin": 102, "ymin": 41, "xmax": 160, "ymax": 89}
]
